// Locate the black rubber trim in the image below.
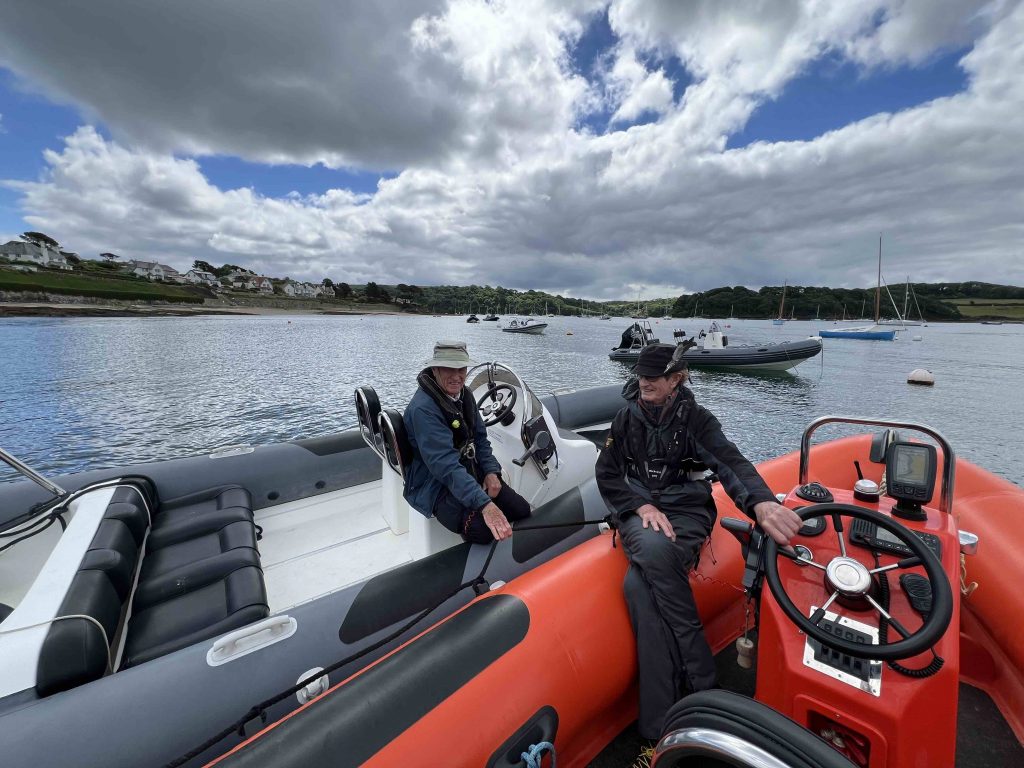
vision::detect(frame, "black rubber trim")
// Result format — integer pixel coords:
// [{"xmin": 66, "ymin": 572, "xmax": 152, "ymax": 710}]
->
[
  {"xmin": 221, "ymin": 594, "xmax": 530, "ymax": 768},
  {"xmin": 293, "ymin": 430, "xmax": 369, "ymax": 456},
  {"xmin": 659, "ymin": 690, "xmax": 858, "ymax": 768},
  {"xmin": 512, "ymin": 487, "xmax": 585, "ymax": 564},
  {"xmin": 339, "ymin": 543, "xmax": 472, "ymax": 643}
]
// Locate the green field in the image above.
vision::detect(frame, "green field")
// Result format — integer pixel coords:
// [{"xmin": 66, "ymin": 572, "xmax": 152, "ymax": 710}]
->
[
  {"xmin": 0, "ymin": 268, "xmax": 206, "ymax": 303},
  {"xmin": 946, "ymin": 299, "xmax": 1024, "ymax": 319}
]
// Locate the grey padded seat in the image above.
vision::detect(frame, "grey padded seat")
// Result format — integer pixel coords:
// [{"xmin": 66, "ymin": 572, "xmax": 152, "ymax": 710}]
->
[
  {"xmin": 121, "ymin": 484, "xmax": 268, "ymax": 668},
  {"xmin": 122, "ymin": 549, "xmax": 267, "ymax": 667},
  {"xmin": 145, "ymin": 485, "xmax": 254, "ymax": 552}
]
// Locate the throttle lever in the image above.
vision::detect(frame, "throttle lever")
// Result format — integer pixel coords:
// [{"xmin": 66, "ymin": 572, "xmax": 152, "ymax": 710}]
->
[{"xmin": 513, "ymin": 430, "xmax": 552, "ymax": 467}]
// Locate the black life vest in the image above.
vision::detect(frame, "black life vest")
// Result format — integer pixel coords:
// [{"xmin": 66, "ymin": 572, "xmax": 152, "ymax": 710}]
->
[
  {"xmin": 416, "ymin": 368, "xmax": 482, "ymax": 481},
  {"xmin": 621, "ymin": 384, "xmax": 708, "ymax": 491}
]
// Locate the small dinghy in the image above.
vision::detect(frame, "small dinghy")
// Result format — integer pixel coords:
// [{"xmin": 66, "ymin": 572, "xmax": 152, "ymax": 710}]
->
[
  {"xmin": 204, "ymin": 417, "xmax": 1024, "ymax": 768},
  {"xmin": 610, "ymin": 321, "xmax": 822, "ymax": 372},
  {"xmin": 502, "ymin": 317, "xmax": 547, "ymax": 334}
]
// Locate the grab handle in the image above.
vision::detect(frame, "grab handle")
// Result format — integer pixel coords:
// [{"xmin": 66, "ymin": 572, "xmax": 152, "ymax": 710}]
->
[{"xmin": 206, "ymin": 615, "xmax": 297, "ymax": 666}]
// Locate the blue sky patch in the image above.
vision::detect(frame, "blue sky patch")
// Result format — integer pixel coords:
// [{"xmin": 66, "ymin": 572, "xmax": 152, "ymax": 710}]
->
[
  {"xmin": 570, "ymin": 9, "xmax": 693, "ymax": 134},
  {"xmin": 727, "ymin": 47, "xmax": 970, "ymax": 149},
  {"xmin": 198, "ymin": 156, "xmax": 390, "ymax": 199}
]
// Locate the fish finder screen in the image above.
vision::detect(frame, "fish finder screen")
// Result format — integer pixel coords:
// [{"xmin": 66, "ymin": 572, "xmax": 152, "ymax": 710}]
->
[{"xmin": 894, "ymin": 445, "xmax": 930, "ymax": 485}]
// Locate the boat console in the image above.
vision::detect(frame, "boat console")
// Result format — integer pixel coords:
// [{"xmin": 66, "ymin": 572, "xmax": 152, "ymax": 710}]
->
[{"xmin": 712, "ymin": 418, "xmax": 970, "ymax": 768}]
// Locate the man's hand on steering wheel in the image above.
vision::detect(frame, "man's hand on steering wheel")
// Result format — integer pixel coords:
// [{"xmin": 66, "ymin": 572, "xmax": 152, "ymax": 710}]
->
[{"xmin": 753, "ymin": 500, "xmax": 802, "ymax": 546}]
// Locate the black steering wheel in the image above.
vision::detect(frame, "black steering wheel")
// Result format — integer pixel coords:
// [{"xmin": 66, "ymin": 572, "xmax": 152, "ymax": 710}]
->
[
  {"xmin": 476, "ymin": 383, "xmax": 517, "ymax": 427},
  {"xmin": 764, "ymin": 503, "xmax": 952, "ymax": 661}
]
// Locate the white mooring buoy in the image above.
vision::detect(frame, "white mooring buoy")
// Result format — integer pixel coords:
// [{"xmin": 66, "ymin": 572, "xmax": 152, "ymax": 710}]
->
[
  {"xmin": 913, "ymin": 334, "xmax": 923, "ymax": 342},
  {"xmin": 908, "ymin": 368, "xmax": 935, "ymax": 386}
]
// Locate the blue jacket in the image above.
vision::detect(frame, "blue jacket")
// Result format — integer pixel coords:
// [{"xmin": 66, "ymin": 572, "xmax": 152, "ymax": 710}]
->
[{"xmin": 403, "ymin": 388, "xmax": 502, "ymax": 517}]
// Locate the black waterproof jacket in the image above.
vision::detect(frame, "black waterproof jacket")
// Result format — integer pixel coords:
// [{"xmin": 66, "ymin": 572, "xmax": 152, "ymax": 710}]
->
[{"xmin": 596, "ymin": 382, "xmax": 776, "ymax": 524}]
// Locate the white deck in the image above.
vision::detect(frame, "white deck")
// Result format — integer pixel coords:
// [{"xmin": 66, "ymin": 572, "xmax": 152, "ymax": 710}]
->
[{"xmin": 255, "ymin": 481, "xmax": 414, "ymax": 611}]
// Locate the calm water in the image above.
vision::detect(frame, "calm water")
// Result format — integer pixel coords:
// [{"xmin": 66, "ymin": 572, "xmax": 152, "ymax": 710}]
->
[{"xmin": 1, "ymin": 314, "xmax": 1021, "ymax": 485}]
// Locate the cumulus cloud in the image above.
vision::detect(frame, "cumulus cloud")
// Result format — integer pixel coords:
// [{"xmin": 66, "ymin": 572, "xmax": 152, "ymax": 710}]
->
[{"xmin": 2, "ymin": 1, "xmax": 1023, "ymax": 296}]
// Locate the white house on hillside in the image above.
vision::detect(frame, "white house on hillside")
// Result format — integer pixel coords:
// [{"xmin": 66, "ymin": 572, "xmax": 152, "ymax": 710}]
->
[
  {"xmin": 230, "ymin": 275, "xmax": 258, "ymax": 290},
  {"xmin": 0, "ymin": 240, "xmax": 74, "ymax": 270},
  {"xmin": 282, "ymin": 280, "xmax": 320, "ymax": 297},
  {"xmin": 252, "ymin": 276, "xmax": 274, "ymax": 293},
  {"xmin": 185, "ymin": 269, "xmax": 219, "ymax": 288},
  {"xmin": 128, "ymin": 260, "xmax": 182, "ymax": 282}
]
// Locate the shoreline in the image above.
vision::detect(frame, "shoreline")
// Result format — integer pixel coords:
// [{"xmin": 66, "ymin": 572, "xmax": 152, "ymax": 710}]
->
[
  {"xmin": 1, "ymin": 301, "xmax": 1020, "ymax": 323},
  {"xmin": 0, "ymin": 302, "xmax": 411, "ymax": 318}
]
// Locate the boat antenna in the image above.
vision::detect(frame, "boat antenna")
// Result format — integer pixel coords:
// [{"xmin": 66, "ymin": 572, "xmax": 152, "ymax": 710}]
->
[{"xmin": 874, "ymin": 235, "xmax": 882, "ymax": 324}]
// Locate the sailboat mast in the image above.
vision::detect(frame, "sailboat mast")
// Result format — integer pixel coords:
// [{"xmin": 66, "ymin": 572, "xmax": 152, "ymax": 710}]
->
[{"xmin": 874, "ymin": 235, "xmax": 882, "ymax": 324}]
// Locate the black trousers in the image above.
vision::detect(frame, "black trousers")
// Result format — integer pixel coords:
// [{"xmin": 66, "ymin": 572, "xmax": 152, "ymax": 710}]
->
[
  {"xmin": 618, "ymin": 508, "xmax": 716, "ymax": 740},
  {"xmin": 433, "ymin": 478, "xmax": 531, "ymax": 544}
]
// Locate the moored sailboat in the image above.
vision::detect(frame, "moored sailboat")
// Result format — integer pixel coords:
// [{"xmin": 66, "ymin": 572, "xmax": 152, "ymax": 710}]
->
[
  {"xmin": 819, "ymin": 237, "xmax": 897, "ymax": 340},
  {"xmin": 772, "ymin": 282, "xmax": 787, "ymax": 325}
]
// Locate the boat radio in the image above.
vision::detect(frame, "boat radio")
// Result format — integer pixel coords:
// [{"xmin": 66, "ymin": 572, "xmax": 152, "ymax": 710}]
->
[
  {"xmin": 849, "ymin": 518, "xmax": 942, "ymax": 559},
  {"xmin": 885, "ymin": 441, "xmax": 937, "ymax": 521}
]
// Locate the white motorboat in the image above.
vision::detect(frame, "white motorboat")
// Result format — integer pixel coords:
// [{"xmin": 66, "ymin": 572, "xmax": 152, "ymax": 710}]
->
[{"xmin": 501, "ymin": 318, "xmax": 547, "ymax": 334}]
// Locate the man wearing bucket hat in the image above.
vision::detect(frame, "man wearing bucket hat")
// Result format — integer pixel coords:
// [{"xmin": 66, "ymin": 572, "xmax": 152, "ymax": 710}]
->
[
  {"xmin": 403, "ymin": 340, "xmax": 531, "ymax": 543},
  {"xmin": 596, "ymin": 341, "xmax": 802, "ymax": 748}
]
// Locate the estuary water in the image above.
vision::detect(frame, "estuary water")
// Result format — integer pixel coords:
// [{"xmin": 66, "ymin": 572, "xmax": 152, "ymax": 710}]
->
[{"xmin": 1, "ymin": 314, "xmax": 1021, "ymax": 485}]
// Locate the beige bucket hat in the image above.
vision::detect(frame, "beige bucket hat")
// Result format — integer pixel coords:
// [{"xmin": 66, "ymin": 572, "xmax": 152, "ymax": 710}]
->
[{"xmin": 423, "ymin": 340, "xmax": 478, "ymax": 368}]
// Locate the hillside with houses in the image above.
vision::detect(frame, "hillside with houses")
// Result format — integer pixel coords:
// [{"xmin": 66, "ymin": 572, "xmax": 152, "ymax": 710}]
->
[{"xmin": 0, "ymin": 232, "xmax": 406, "ymax": 312}]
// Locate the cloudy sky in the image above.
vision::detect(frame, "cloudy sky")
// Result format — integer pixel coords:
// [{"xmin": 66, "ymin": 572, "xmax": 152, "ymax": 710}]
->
[{"xmin": 1, "ymin": 0, "xmax": 1022, "ymax": 298}]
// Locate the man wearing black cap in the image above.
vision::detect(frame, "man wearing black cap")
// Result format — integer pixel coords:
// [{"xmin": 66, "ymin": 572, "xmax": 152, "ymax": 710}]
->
[{"xmin": 596, "ymin": 342, "xmax": 801, "ymax": 745}]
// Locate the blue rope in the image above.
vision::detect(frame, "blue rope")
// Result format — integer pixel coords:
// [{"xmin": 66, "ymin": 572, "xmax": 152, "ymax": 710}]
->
[{"xmin": 521, "ymin": 741, "xmax": 556, "ymax": 768}]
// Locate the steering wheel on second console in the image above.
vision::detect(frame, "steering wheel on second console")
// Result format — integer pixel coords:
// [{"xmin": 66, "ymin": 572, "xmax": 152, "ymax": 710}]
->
[
  {"xmin": 763, "ymin": 503, "xmax": 952, "ymax": 661},
  {"xmin": 477, "ymin": 383, "xmax": 517, "ymax": 427}
]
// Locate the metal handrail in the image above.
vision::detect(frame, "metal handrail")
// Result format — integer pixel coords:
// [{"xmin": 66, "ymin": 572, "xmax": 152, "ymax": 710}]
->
[
  {"xmin": 798, "ymin": 416, "xmax": 956, "ymax": 514},
  {"xmin": 655, "ymin": 728, "xmax": 791, "ymax": 768},
  {"xmin": 0, "ymin": 447, "xmax": 66, "ymax": 497}
]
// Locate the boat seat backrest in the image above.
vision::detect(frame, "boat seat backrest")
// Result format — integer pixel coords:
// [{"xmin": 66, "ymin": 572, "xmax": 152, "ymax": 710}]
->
[
  {"xmin": 379, "ymin": 408, "xmax": 414, "ymax": 478},
  {"xmin": 36, "ymin": 486, "xmax": 150, "ymax": 697},
  {"xmin": 355, "ymin": 386, "xmax": 385, "ymax": 456}
]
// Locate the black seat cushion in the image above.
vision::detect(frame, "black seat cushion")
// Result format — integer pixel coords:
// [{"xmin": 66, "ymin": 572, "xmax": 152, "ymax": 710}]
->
[
  {"xmin": 147, "ymin": 485, "xmax": 253, "ymax": 551},
  {"xmin": 122, "ymin": 556, "xmax": 268, "ymax": 667},
  {"xmin": 659, "ymin": 689, "xmax": 858, "ymax": 768},
  {"xmin": 140, "ymin": 520, "xmax": 258, "ymax": 580},
  {"xmin": 133, "ymin": 548, "xmax": 262, "ymax": 610}
]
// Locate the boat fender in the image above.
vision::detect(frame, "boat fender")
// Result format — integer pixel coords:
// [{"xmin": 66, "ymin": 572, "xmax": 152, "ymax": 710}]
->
[
  {"xmin": 735, "ymin": 636, "xmax": 755, "ymax": 669},
  {"xmin": 907, "ymin": 369, "xmax": 935, "ymax": 386}
]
